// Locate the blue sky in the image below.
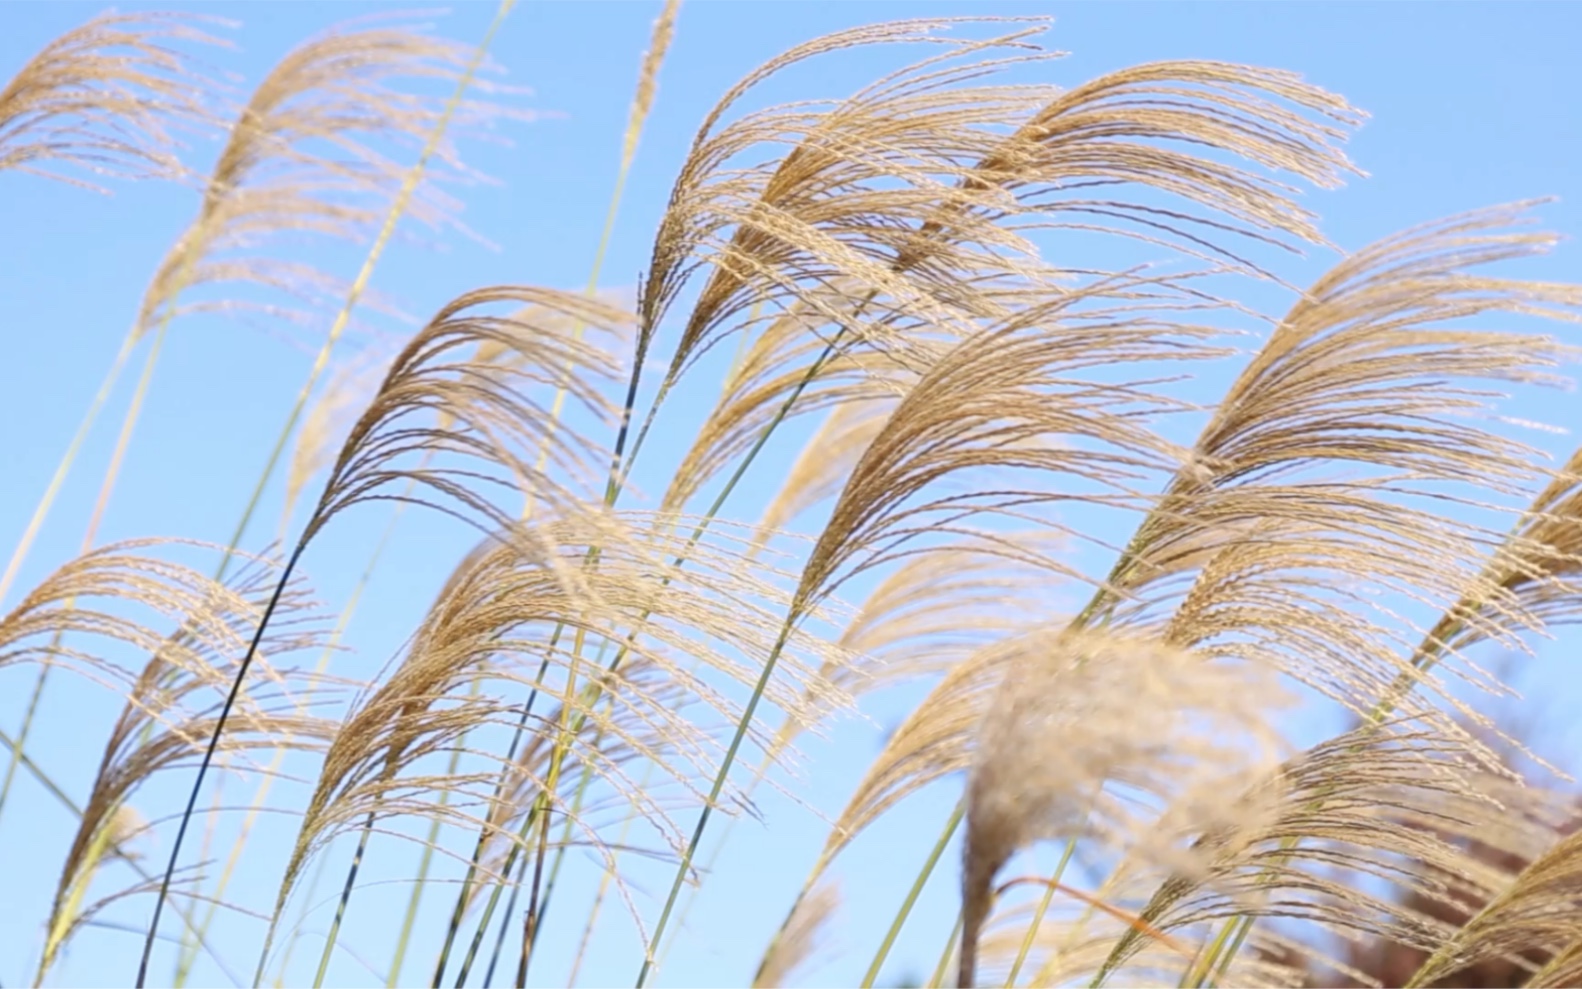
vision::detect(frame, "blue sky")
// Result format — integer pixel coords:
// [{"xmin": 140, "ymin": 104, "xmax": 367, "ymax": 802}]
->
[{"xmin": 2, "ymin": 2, "xmax": 1581, "ymax": 988}]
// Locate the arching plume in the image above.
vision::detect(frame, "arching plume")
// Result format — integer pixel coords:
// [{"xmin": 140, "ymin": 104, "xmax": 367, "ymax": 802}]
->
[{"xmin": 0, "ymin": 11, "xmax": 222, "ymax": 188}]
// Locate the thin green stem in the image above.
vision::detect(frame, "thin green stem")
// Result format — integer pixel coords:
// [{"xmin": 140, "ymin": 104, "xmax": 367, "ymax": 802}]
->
[
  {"xmin": 452, "ymin": 796, "xmax": 544, "ymax": 987},
  {"xmin": 928, "ymin": 912, "xmax": 965, "ymax": 989},
  {"xmin": 436, "ymin": 245, "xmax": 658, "ymax": 989},
  {"xmin": 0, "ymin": 661, "xmax": 55, "ymax": 824},
  {"xmin": 462, "ymin": 325, "xmax": 849, "ymax": 989},
  {"xmin": 0, "ymin": 206, "xmax": 202, "ymax": 844},
  {"xmin": 1005, "ymin": 839, "xmax": 1077, "ymax": 988},
  {"xmin": 0, "ymin": 732, "xmax": 239, "ymax": 986},
  {"xmin": 430, "ymin": 633, "xmax": 568, "ymax": 986},
  {"xmin": 863, "ymin": 801, "xmax": 964, "ymax": 989},
  {"xmin": 0, "ymin": 331, "xmax": 138, "ymax": 606},
  {"xmin": 481, "ymin": 841, "xmax": 531, "ymax": 988},
  {"xmin": 571, "ymin": 729, "xmax": 661, "ymax": 984},
  {"xmin": 313, "ymin": 811, "xmax": 377, "ymax": 989},
  {"xmin": 312, "ymin": 666, "xmax": 476, "ymax": 988},
  {"xmin": 483, "ymin": 705, "xmax": 597, "ymax": 988},
  {"xmin": 636, "ymin": 617, "xmax": 798, "ymax": 989}
]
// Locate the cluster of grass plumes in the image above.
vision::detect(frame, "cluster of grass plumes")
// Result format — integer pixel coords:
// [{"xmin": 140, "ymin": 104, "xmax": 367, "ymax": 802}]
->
[{"xmin": 3, "ymin": 5, "xmax": 1582, "ymax": 989}]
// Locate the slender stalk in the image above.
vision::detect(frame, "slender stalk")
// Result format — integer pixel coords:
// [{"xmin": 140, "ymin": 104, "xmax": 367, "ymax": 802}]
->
[
  {"xmin": 999, "ymin": 876, "xmax": 1189, "ymax": 959},
  {"xmin": 313, "ymin": 810, "xmax": 376, "ymax": 989},
  {"xmin": 482, "ymin": 702, "xmax": 601, "ymax": 988},
  {"xmin": 515, "ymin": 909, "xmax": 532, "ymax": 989},
  {"xmin": 636, "ymin": 616, "xmax": 799, "ymax": 989},
  {"xmin": 33, "ymin": 247, "xmax": 211, "ymax": 974},
  {"xmin": 436, "ymin": 655, "xmax": 566, "ymax": 987},
  {"xmin": 0, "ymin": 732, "xmax": 238, "ymax": 985},
  {"xmin": 444, "ymin": 331, "xmax": 845, "ymax": 988},
  {"xmin": 272, "ymin": 845, "xmax": 333, "ymax": 988},
  {"xmin": 504, "ymin": 628, "xmax": 599, "ymax": 987},
  {"xmin": 589, "ymin": 297, "xmax": 772, "ymax": 979},
  {"xmin": 314, "ymin": 671, "xmax": 482, "ymax": 989},
  {"xmin": 567, "ymin": 739, "xmax": 657, "ymax": 985},
  {"xmin": 430, "ymin": 630, "xmax": 570, "ymax": 986},
  {"xmin": 0, "ymin": 329, "xmax": 137, "ymax": 606},
  {"xmin": 452, "ymin": 820, "xmax": 533, "ymax": 987},
  {"xmin": 38, "ymin": 804, "xmax": 119, "ymax": 984},
  {"xmin": 0, "ymin": 728, "xmax": 88, "ymax": 819},
  {"xmin": 0, "ymin": 206, "xmax": 202, "ymax": 828},
  {"xmin": 928, "ymin": 912, "xmax": 965, "ymax": 989},
  {"xmin": 0, "ymin": 657, "xmax": 58, "ymax": 821},
  {"xmin": 481, "ymin": 841, "xmax": 531, "ymax": 988},
  {"xmin": 838, "ymin": 387, "xmax": 1141, "ymax": 987},
  {"xmin": 138, "ymin": 540, "xmax": 307, "ymax": 987},
  {"xmin": 863, "ymin": 801, "xmax": 964, "ymax": 989},
  {"xmin": 1004, "ymin": 839, "xmax": 1077, "ymax": 987}
]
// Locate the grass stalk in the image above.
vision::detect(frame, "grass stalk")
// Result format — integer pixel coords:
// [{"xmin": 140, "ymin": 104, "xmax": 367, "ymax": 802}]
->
[
  {"xmin": 0, "ymin": 197, "xmax": 204, "ymax": 830},
  {"xmin": 0, "ymin": 733, "xmax": 239, "ymax": 985},
  {"xmin": 271, "ymin": 844, "xmax": 334, "ymax": 988},
  {"xmin": 928, "ymin": 911, "xmax": 965, "ymax": 989},
  {"xmin": 567, "ymin": 731, "xmax": 658, "ymax": 985},
  {"xmin": 25, "ymin": 228, "xmax": 216, "ymax": 976},
  {"xmin": 308, "ymin": 568, "xmax": 466, "ymax": 989},
  {"xmin": 863, "ymin": 801, "xmax": 964, "ymax": 989},
  {"xmin": 1004, "ymin": 839, "xmax": 1077, "ymax": 987},
  {"xmin": 138, "ymin": 540, "xmax": 308, "ymax": 987},
  {"xmin": 481, "ymin": 838, "xmax": 531, "ymax": 988},
  {"xmin": 442, "ymin": 328, "xmax": 847, "ymax": 988},
  {"xmin": 0, "ymin": 328, "xmax": 138, "ymax": 606},
  {"xmin": 480, "ymin": 694, "xmax": 602, "ymax": 988},
  {"xmin": 313, "ymin": 810, "xmax": 376, "ymax": 989},
  {"xmin": 429, "ymin": 627, "xmax": 572, "ymax": 986},
  {"xmin": 636, "ymin": 616, "xmax": 799, "ymax": 989}
]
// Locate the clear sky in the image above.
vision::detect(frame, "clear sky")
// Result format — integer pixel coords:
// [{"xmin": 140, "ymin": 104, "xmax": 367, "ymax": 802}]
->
[{"xmin": 2, "ymin": 3, "xmax": 1581, "ymax": 988}]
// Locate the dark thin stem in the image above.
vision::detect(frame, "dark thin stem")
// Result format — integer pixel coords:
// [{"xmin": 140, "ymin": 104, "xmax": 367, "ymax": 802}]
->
[
  {"xmin": 431, "ymin": 632, "xmax": 564, "ymax": 987},
  {"xmin": 453, "ymin": 799, "xmax": 544, "ymax": 987},
  {"xmin": 480, "ymin": 849, "xmax": 530, "ymax": 988},
  {"xmin": 436, "ymin": 319, "xmax": 654, "ymax": 987},
  {"xmin": 515, "ymin": 909, "xmax": 531, "ymax": 989},
  {"xmin": 137, "ymin": 541, "xmax": 307, "ymax": 987},
  {"xmin": 313, "ymin": 810, "xmax": 377, "ymax": 988}
]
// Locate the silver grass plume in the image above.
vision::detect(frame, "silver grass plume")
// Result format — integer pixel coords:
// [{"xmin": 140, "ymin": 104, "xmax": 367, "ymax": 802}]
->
[{"xmin": 958, "ymin": 629, "xmax": 1290, "ymax": 987}]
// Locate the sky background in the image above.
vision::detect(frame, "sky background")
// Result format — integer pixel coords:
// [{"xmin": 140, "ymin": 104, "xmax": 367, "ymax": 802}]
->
[{"xmin": 2, "ymin": 2, "xmax": 1581, "ymax": 988}]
